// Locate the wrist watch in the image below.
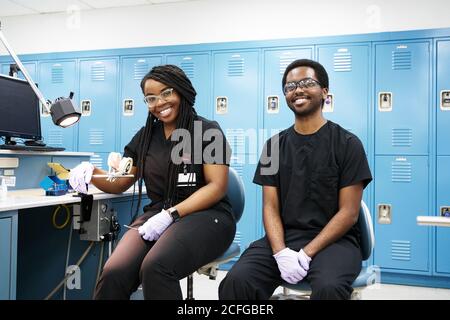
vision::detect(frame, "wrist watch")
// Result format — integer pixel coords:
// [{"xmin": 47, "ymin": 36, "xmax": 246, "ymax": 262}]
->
[{"xmin": 168, "ymin": 207, "xmax": 180, "ymax": 222}]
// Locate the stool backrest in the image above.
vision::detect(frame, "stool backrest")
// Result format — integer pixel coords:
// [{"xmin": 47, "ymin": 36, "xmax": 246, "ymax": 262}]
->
[
  {"xmin": 226, "ymin": 167, "xmax": 245, "ymax": 223},
  {"xmin": 358, "ymin": 200, "xmax": 375, "ymax": 261}
]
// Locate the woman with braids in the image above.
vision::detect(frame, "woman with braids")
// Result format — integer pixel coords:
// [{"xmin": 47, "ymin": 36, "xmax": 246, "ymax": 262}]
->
[{"xmin": 69, "ymin": 65, "xmax": 236, "ymax": 299}]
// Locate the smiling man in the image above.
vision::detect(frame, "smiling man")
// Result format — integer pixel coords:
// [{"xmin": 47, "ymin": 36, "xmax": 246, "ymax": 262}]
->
[{"xmin": 219, "ymin": 59, "xmax": 373, "ymax": 300}]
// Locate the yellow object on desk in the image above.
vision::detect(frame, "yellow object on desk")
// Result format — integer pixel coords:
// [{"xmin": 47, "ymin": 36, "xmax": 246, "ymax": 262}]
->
[{"xmin": 47, "ymin": 162, "xmax": 70, "ymax": 180}]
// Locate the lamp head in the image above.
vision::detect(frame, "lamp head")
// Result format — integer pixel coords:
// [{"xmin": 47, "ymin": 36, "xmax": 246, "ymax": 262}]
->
[{"xmin": 50, "ymin": 98, "xmax": 81, "ymax": 128}]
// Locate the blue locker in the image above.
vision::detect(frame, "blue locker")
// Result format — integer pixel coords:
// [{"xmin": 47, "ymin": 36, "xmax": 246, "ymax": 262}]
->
[
  {"xmin": 78, "ymin": 59, "xmax": 118, "ymax": 152},
  {"xmin": 166, "ymin": 53, "xmax": 211, "ymax": 119},
  {"xmin": 263, "ymin": 48, "xmax": 313, "ymax": 134},
  {"xmin": 89, "ymin": 152, "xmax": 109, "ymax": 170},
  {"xmin": 38, "ymin": 61, "xmax": 78, "ymax": 150},
  {"xmin": 120, "ymin": 56, "xmax": 162, "ymax": 151},
  {"xmin": 0, "ymin": 217, "xmax": 12, "ymax": 299},
  {"xmin": 317, "ymin": 44, "xmax": 370, "ymax": 149},
  {"xmin": 230, "ymin": 156, "xmax": 258, "ymax": 256},
  {"xmin": 213, "ymin": 51, "xmax": 259, "ymax": 156},
  {"xmin": 375, "ymin": 42, "xmax": 430, "ymax": 155},
  {"xmin": 437, "ymin": 40, "xmax": 450, "ymax": 155},
  {"xmin": 374, "ymin": 156, "xmax": 429, "ymax": 272},
  {"xmin": 436, "ymin": 156, "xmax": 450, "ymax": 274},
  {"xmin": 1, "ymin": 61, "xmax": 36, "ymax": 80}
]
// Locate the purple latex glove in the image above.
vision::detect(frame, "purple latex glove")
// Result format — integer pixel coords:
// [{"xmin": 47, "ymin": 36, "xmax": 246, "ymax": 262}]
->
[
  {"xmin": 69, "ymin": 162, "xmax": 94, "ymax": 194},
  {"xmin": 298, "ymin": 248, "xmax": 312, "ymax": 271},
  {"xmin": 273, "ymin": 247, "xmax": 307, "ymax": 284},
  {"xmin": 138, "ymin": 209, "xmax": 173, "ymax": 241}
]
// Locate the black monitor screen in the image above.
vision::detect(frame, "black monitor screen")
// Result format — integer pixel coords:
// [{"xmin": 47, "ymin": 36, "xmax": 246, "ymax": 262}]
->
[{"xmin": 0, "ymin": 74, "xmax": 41, "ymax": 141}]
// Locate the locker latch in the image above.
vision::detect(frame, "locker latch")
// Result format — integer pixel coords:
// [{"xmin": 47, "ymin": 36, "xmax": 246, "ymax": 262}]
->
[
  {"xmin": 440, "ymin": 90, "xmax": 450, "ymax": 110},
  {"xmin": 377, "ymin": 204, "xmax": 392, "ymax": 224},
  {"xmin": 378, "ymin": 92, "xmax": 392, "ymax": 112},
  {"xmin": 323, "ymin": 94, "xmax": 334, "ymax": 113},
  {"xmin": 81, "ymin": 100, "xmax": 91, "ymax": 116},
  {"xmin": 267, "ymin": 96, "xmax": 279, "ymax": 114},
  {"xmin": 440, "ymin": 206, "xmax": 450, "ymax": 217},
  {"xmin": 216, "ymin": 97, "xmax": 228, "ymax": 115},
  {"xmin": 123, "ymin": 99, "xmax": 134, "ymax": 116}
]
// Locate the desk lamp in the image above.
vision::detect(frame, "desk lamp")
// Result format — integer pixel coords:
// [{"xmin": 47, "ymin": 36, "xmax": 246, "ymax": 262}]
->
[{"xmin": 0, "ymin": 21, "xmax": 81, "ymax": 128}]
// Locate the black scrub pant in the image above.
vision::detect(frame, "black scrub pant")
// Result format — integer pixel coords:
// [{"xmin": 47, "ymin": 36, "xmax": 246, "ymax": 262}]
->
[
  {"xmin": 94, "ymin": 207, "xmax": 235, "ymax": 300},
  {"xmin": 219, "ymin": 235, "xmax": 362, "ymax": 300}
]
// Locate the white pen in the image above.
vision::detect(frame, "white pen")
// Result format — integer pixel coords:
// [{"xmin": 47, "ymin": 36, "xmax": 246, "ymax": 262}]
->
[{"xmin": 123, "ymin": 224, "xmax": 139, "ymax": 231}]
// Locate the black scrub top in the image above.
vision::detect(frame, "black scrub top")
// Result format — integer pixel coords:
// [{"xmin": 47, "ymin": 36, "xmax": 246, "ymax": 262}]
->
[
  {"xmin": 253, "ymin": 120, "xmax": 372, "ymax": 245},
  {"xmin": 124, "ymin": 115, "xmax": 232, "ymax": 213}
]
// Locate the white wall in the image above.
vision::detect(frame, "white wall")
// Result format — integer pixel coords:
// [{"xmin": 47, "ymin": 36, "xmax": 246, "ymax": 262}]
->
[{"xmin": 1, "ymin": 0, "xmax": 450, "ymax": 55}]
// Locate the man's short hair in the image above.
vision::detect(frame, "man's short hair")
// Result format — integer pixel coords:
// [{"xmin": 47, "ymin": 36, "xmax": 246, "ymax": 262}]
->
[{"xmin": 282, "ymin": 59, "xmax": 329, "ymax": 90}]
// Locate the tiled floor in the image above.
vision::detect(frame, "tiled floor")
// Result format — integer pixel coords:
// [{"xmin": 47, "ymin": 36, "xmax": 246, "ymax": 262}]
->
[{"xmin": 177, "ymin": 271, "xmax": 450, "ymax": 300}]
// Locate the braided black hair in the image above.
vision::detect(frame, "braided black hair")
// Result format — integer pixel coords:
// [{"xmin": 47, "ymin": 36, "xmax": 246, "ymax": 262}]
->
[{"xmin": 133, "ymin": 65, "xmax": 197, "ymax": 219}]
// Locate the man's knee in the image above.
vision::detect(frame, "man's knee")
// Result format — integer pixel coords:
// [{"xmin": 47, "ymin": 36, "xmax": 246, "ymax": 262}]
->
[
  {"xmin": 219, "ymin": 265, "xmax": 256, "ymax": 299},
  {"xmin": 311, "ymin": 279, "xmax": 352, "ymax": 300}
]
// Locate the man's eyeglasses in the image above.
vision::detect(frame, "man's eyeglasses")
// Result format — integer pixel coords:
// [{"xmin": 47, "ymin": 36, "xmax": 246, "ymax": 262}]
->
[
  {"xmin": 283, "ymin": 78, "xmax": 322, "ymax": 95},
  {"xmin": 143, "ymin": 88, "xmax": 174, "ymax": 108}
]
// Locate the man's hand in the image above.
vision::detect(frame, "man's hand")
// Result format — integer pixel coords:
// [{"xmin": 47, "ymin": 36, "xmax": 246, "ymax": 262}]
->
[{"xmin": 273, "ymin": 247, "xmax": 308, "ymax": 284}]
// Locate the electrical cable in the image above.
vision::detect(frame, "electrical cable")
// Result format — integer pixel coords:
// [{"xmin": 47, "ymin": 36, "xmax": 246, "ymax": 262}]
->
[
  {"xmin": 52, "ymin": 204, "xmax": 71, "ymax": 229},
  {"xmin": 44, "ymin": 241, "xmax": 95, "ymax": 300},
  {"xmin": 93, "ymin": 241, "xmax": 105, "ymax": 299},
  {"xmin": 63, "ymin": 218, "xmax": 73, "ymax": 300}
]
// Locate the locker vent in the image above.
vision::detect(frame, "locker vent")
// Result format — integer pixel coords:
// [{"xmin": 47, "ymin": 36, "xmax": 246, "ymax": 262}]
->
[
  {"xmin": 90, "ymin": 154, "xmax": 104, "ymax": 169},
  {"xmin": 333, "ymin": 52, "xmax": 352, "ymax": 72},
  {"xmin": 229, "ymin": 231, "xmax": 243, "ymax": 262},
  {"xmin": 391, "ymin": 161, "xmax": 412, "ymax": 183},
  {"xmin": 392, "ymin": 51, "xmax": 412, "ymax": 70},
  {"xmin": 392, "ymin": 128, "xmax": 412, "ymax": 147},
  {"xmin": 233, "ymin": 231, "xmax": 242, "ymax": 247},
  {"xmin": 48, "ymin": 129, "xmax": 63, "ymax": 146},
  {"xmin": 279, "ymin": 55, "xmax": 298, "ymax": 75},
  {"xmin": 391, "ymin": 240, "xmax": 411, "ymax": 261},
  {"xmin": 51, "ymin": 65, "xmax": 64, "ymax": 84},
  {"xmin": 230, "ymin": 162, "xmax": 244, "ymax": 178},
  {"xmin": 181, "ymin": 61, "xmax": 195, "ymax": 79},
  {"xmin": 228, "ymin": 57, "xmax": 245, "ymax": 77},
  {"xmin": 89, "ymin": 129, "xmax": 104, "ymax": 145},
  {"xmin": 134, "ymin": 61, "xmax": 149, "ymax": 80},
  {"xmin": 91, "ymin": 63, "xmax": 106, "ymax": 81},
  {"xmin": 226, "ymin": 129, "xmax": 246, "ymax": 154}
]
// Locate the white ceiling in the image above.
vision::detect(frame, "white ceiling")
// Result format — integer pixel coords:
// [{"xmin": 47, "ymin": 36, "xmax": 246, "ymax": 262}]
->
[{"xmin": 0, "ymin": 0, "xmax": 195, "ymax": 17}]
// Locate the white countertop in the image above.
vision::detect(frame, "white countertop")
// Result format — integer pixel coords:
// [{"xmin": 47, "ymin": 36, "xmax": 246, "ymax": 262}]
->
[
  {"xmin": 0, "ymin": 186, "xmax": 144, "ymax": 212},
  {"xmin": 0, "ymin": 150, "xmax": 94, "ymax": 157},
  {"xmin": 417, "ymin": 216, "xmax": 450, "ymax": 227}
]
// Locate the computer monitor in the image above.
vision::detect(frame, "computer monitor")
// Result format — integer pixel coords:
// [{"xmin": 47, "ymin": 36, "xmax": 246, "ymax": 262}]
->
[{"xmin": 0, "ymin": 74, "xmax": 41, "ymax": 144}]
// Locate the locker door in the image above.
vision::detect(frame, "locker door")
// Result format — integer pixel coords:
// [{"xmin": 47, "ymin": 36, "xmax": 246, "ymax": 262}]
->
[
  {"xmin": 166, "ymin": 53, "xmax": 211, "ymax": 119},
  {"xmin": 213, "ymin": 51, "xmax": 259, "ymax": 156},
  {"xmin": 0, "ymin": 218, "xmax": 12, "ymax": 299},
  {"xmin": 120, "ymin": 56, "xmax": 162, "ymax": 151},
  {"xmin": 317, "ymin": 45, "xmax": 370, "ymax": 149},
  {"xmin": 436, "ymin": 156, "xmax": 450, "ymax": 274},
  {"xmin": 230, "ymin": 156, "xmax": 258, "ymax": 256},
  {"xmin": 375, "ymin": 42, "xmax": 430, "ymax": 155},
  {"xmin": 374, "ymin": 156, "xmax": 429, "ymax": 271},
  {"xmin": 213, "ymin": 51, "xmax": 260, "ymax": 248},
  {"xmin": 263, "ymin": 48, "xmax": 312, "ymax": 133},
  {"xmin": 39, "ymin": 61, "xmax": 78, "ymax": 150},
  {"xmin": 437, "ymin": 40, "xmax": 450, "ymax": 155},
  {"xmin": 78, "ymin": 59, "xmax": 118, "ymax": 152},
  {"xmin": 1, "ymin": 62, "xmax": 36, "ymax": 80}
]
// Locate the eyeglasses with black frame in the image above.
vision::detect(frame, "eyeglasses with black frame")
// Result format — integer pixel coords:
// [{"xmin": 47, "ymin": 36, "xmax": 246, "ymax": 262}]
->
[
  {"xmin": 143, "ymin": 87, "xmax": 174, "ymax": 108},
  {"xmin": 283, "ymin": 78, "xmax": 322, "ymax": 95}
]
